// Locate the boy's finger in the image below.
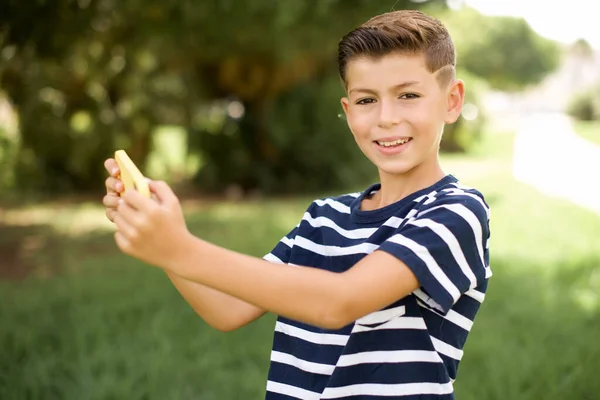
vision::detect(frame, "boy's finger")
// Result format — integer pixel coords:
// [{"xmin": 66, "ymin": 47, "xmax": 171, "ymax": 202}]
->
[
  {"xmin": 105, "ymin": 177, "xmax": 123, "ymax": 194},
  {"xmin": 103, "ymin": 193, "xmax": 120, "ymax": 209},
  {"xmin": 104, "ymin": 158, "xmax": 120, "ymax": 177},
  {"xmin": 121, "ymin": 189, "xmax": 154, "ymax": 213},
  {"xmin": 149, "ymin": 180, "xmax": 179, "ymax": 207},
  {"xmin": 106, "ymin": 208, "xmax": 117, "ymax": 223}
]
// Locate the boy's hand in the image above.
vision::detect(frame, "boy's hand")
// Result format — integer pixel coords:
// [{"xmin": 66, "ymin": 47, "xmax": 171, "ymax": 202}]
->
[
  {"xmin": 103, "ymin": 158, "xmax": 124, "ymax": 223},
  {"xmin": 114, "ymin": 180, "xmax": 191, "ymax": 268}
]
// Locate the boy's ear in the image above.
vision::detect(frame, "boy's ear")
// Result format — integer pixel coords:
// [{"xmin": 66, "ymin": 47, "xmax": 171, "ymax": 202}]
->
[
  {"xmin": 341, "ymin": 97, "xmax": 350, "ymax": 115},
  {"xmin": 445, "ymin": 79, "xmax": 465, "ymax": 124}
]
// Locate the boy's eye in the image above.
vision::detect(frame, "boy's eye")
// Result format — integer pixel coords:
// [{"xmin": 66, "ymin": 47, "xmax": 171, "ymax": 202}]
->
[
  {"xmin": 400, "ymin": 93, "xmax": 420, "ymax": 99},
  {"xmin": 356, "ymin": 98, "xmax": 376, "ymax": 105}
]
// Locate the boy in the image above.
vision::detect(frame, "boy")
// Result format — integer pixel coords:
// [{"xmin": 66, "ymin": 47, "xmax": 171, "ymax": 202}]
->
[{"xmin": 102, "ymin": 9, "xmax": 491, "ymax": 399}]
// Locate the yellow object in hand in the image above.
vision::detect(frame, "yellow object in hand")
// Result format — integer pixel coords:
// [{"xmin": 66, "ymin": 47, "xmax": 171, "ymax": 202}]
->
[{"xmin": 114, "ymin": 150, "xmax": 151, "ymax": 198}]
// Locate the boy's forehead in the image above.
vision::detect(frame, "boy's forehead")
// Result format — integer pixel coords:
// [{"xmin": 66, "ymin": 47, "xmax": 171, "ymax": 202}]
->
[{"xmin": 345, "ymin": 53, "xmax": 435, "ymax": 90}]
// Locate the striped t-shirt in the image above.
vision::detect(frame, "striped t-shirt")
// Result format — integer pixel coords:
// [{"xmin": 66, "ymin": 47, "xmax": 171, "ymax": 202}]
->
[{"xmin": 263, "ymin": 175, "xmax": 491, "ymax": 399}]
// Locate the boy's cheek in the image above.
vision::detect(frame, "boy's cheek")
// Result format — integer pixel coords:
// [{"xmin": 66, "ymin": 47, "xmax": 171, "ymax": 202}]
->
[{"xmin": 346, "ymin": 115, "xmax": 372, "ymax": 137}]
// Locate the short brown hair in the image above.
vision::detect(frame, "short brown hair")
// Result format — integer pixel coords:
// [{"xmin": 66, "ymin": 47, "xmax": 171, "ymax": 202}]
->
[{"xmin": 337, "ymin": 10, "xmax": 456, "ymax": 87}]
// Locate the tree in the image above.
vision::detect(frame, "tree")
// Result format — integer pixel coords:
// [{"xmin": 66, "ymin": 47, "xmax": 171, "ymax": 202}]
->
[
  {"xmin": 0, "ymin": 0, "xmax": 447, "ymax": 194},
  {"xmin": 441, "ymin": 7, "xmax": 561, "ymax": 92}
]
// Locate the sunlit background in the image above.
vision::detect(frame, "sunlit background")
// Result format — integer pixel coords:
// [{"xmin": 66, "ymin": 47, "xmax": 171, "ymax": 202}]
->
[{"xmin": 1, "ymin": 1, "xmax": 599, "ymax": 399}]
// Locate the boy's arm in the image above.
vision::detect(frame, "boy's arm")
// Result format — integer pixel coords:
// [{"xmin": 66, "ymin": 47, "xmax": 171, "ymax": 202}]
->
[
  {"xmin": 165, "ymin": 271, "xmax": 266, "ymax": 332},
  {"xmin": 167, "ymin": 236, "xmax": 420, "ymax": 330},
  {"xmin": 164, "ymin": 209, "xmax": 299, "ymax": 332},
  {"xmin": 115, "ymin": 181, "xmax": 488, "ymax": 330},
  {"xmin": 103, "ymin": 158, "xmax": 265, "ymax": 332}
]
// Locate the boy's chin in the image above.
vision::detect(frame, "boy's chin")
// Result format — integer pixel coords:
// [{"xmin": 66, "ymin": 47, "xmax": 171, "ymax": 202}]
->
[{"xmin": 376, "ymin": 162, "xmax": 416, "ymax": 177}]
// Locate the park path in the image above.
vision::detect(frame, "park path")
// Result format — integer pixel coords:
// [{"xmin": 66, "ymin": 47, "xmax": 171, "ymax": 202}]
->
[{"xmin": 512, "ymin": 112, "xmax": 600, "ymax": 215}]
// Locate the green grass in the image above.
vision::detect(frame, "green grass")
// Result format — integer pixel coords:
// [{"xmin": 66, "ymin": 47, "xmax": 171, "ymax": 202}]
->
[
  {"xmin": 2, "ymin": 130, "xmax": 600, "ymax": 399},
  {"xmin": 573, "ymin": 120, "xmax": 600, "ymax": 146}
]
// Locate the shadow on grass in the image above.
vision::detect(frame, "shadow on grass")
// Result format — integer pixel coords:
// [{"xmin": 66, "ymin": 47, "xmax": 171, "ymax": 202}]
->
[
  {"xmin": 0, "ymin": 202, "xmax": 302, "ymax": 398},
  {"xmin": 0, "ymin": 219, "xmax": 281, "ymax": 399},
  {"xmin": 0, "ymin": 223, "xmax": 67, "ymax": 280}
]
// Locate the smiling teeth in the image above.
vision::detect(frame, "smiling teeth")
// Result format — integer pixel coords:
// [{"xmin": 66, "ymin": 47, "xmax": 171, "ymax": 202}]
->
[{"xmin": 377, "ymin": 138, "xmax": 410, "ymax": 147}]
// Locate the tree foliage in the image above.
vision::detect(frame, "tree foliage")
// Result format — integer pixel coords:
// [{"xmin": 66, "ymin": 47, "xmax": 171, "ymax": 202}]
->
[
  {"xmin": 442, "ymin": 7, "xmax": 561, "ymax": 91},
  {"xmin": 0, "ymin": 1, "xmax": 561, "ymax": 195}
]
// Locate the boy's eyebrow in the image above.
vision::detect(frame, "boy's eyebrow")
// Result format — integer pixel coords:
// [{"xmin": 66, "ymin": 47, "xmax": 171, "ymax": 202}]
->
[{"xmin": 349, "ymin": 81, "xmax": 421, "ymax": 95}]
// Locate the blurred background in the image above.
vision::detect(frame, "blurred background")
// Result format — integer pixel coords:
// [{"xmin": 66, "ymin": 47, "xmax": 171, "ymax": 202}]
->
[{"xmin": 1, "ymin": 0, "xmax": 599, "ymax": 399}]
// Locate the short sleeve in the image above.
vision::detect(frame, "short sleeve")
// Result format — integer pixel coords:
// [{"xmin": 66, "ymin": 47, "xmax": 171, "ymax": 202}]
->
[
  {"xmin": 263, "ymin": 225, "xmax": 299, "ymax": 265},
  {"xmin": 378, "ymin": 194, "xmax": 490, "ymax": 315}
]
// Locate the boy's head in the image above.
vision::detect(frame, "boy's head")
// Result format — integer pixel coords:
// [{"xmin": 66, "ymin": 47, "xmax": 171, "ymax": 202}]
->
[{"xmin": 338, "ymin": 10, "xmax": 464, "ymax": 179}]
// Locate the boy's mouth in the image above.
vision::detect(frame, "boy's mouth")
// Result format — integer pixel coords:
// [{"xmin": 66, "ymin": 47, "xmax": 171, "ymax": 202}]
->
[{"xmin": 375, "ymin": 138, "xmax": 412, "ymax": 148}]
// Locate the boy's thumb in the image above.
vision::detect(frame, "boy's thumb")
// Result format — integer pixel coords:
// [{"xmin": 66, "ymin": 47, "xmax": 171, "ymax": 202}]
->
[{"xmin": 148, "ymin": 179, "xmax": 178, "ymax": 205}]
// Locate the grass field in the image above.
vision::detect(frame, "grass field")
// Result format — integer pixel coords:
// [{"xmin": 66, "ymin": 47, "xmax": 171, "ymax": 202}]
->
[
  {"xmin": 1, "ymin": 130, "xmax": 600, "ymax": 399},
  {"xmin": 573, "ymin": 119, "xmax": 600, "ymax": 146}
]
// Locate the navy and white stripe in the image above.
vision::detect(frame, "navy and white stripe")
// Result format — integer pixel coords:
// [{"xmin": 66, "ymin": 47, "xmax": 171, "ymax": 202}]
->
[{"xmin": 263, "ymin": 175, "xmax": 491, "ymax": 399}]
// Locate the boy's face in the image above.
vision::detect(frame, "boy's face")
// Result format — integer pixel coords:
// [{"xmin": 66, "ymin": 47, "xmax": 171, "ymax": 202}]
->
[{"xmin": 341, "ymin": 53, "xmax": 464, "ymax": 178}]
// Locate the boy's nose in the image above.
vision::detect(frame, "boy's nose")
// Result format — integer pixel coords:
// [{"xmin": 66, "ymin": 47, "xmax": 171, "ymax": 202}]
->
[{"xmin": 377, "ymin": 101, "xmax": 402, "ymax": 129}]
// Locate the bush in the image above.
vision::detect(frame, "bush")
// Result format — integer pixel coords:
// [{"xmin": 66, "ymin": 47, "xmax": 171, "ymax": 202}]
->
[
  {"xmin": 192, "ymin": 73, "xmax": 376, "ymax": 195},
  {"xmin": 567, "ymin": 87, "xmax": 600, "ymax": 121}
]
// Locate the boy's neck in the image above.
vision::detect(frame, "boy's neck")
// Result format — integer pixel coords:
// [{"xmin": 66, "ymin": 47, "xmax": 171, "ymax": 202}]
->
[{"xmin": 364, "ymin": 159, "xmax": 446, "ymax": 210}]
